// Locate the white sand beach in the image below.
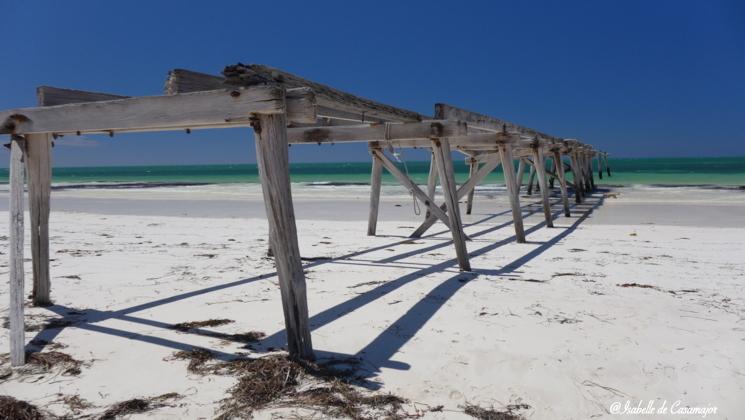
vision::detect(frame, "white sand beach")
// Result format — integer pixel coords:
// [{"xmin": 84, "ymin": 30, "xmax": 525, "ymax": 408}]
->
[{"xmin": 1, "ymin": 184, "xmax": 744, "ymax": 419}]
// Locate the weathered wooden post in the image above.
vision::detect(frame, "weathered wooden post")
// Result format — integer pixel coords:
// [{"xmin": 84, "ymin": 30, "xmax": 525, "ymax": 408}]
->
[
  {"xmin": 367, "ymin": 148, "xmax": 383, "ymax": 236},
  {"xmin": 526, "ymin": 164, "xmax": 536, "ymax": 195},
  {"xmin": 251, "ymin": 106, "xmax": 313, "ymax": 361},
  {"xmin": 431, "ymin": 136, "xmax": 471, "ymax": 271},
  {"xmin": 531, "ymin": 144, "xmax": 553, "ymax": 227},
  {"xmin": 552, "ymin": 149, "xmax": 571, "ymax": 217},
  {"xmin": 25, "ymin": 133, "xmax": 52, "ymax": 306},
  {"xmin": 465, "ymin": 157, "xmax": 478, "ymax": 214},
  {"xmin": 498, "ymin": 142, "xmax": 526, "ymax": 243},
  {"xmin": 515, "ymin": 158, "xmax": 526, "ymax": 193},
  {"xmin": 8, "ymin": 135, "xmax": 26, "ymax": 366},
  {"xmin": 425, "ymin": 152, "xmax": 438, "ymax": 219},
  {"xmin": 569, "ymin": 151, "xmax": 584, "ymax": 203},
  {"xmin": 605, "ymin": 153, "xmax": 611, "ymax": 177}
]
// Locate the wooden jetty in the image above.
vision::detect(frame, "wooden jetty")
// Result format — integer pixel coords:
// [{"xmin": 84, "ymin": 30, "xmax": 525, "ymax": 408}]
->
[{"xmin": 1, "ymin": 63, "xmax": 608, "ymax": 365}]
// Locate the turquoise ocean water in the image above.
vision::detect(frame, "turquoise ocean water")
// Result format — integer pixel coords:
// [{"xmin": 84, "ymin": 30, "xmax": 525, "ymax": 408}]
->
[{"xmin": 1, "ymin": 157, "xmax": 744, "ymax": 188}]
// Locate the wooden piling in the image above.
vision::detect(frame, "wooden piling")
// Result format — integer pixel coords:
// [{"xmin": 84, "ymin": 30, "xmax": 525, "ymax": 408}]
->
[
  {"xmin": 606, "ymin": 153, "xmax": 611, "ymax": 176},
  {"xmin": 425, "ymin": 152, "xmax": 437, "ymax": 219},
  {"xmin": 526, "ymin": 164, "xmax": 536, "ymax": 195},
  {"xmin": 8, "ymin": 135, "xmax": 26, "ymax": 366},
  {"xmin": 498, "ymin": 144, "xmax": 526, "ymax": 243},
  {"xmin": 569, "ymin": 152, "xmax": 584, "ymax": 203},
  {"xmin": 367, "ymin": 151, "xmax": 383, "ymax": 236},
  {"xmin": 552, "ymin": 150, "xmax": 571, "ymax": 217},
  {"xmin": 531, "ymin": 146, "xmax": 554, "ymax": 227},
  {"xmin": 515, "ymin": 159, "xmax": 526, "ymax": 192},
  {"xmin": 465, "ymin": 157, "xmax": 478, "ymax": 215},
  {"xmin": 431, "ymin": 138, "xmax": 471, "ymax": 271},
  {"xmin": 25, "ymin": 133, "xmax": 52, "ymax": 306},
  {"xmin": 252, "ymin": 112, "xmax": 313, "ymax": 361}
]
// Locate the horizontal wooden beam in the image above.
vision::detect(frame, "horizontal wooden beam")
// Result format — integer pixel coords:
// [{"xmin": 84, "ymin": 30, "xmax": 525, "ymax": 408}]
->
[
  {"xmin": 286, "ymin": 120, "xmax": 467, "ymax": 144},
  {"xmin": 1, "ymin": 86, "xmax": 316, "ymax": 135},
  {"xmin": 164, "ymin": 69, "xmax": 225, "ymax": 95},
  {"xmin": 165, "ymin": 68, "xmax": 391, "ymax": 124},
  {"xmin": 37, "ymin": 86, "xmax": 128, "ymax": 106},
  {"xmin": 223, "ymin": 63, "xmax": 426, "ymax": 123},
  {"xmin": 435, "ymin": 103, "xmax": 559, "ymax": 141}
]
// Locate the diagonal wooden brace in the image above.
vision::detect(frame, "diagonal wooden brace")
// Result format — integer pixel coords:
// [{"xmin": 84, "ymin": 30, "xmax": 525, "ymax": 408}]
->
[
  {"xmin": 371, "ymin": 149, "xmax": 451, "ymax": 229},
  {"xmin": 410, "ymin": 153, "xmax": 501, "ymax": 238}
]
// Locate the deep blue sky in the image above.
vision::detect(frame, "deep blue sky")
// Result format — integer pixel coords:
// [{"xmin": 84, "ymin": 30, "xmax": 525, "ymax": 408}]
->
[{"xmin": 1, "ymin": 0, "xmax": 743, "ymax": 167}]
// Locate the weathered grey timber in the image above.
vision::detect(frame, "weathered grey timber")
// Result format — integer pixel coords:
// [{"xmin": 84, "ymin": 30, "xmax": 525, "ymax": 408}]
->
[
  {"xmin": 515, "ymin": 159, "xmax": 526, "ymax": 192},
  {"xmin": 498, "ymin": 144, "xmax": 526, "ymax": 243},
  {"xmin": 526, "ymin": 164, "xmax": 537, "ymax": 195},
  {"xmin": 37, "ymin": 86, "xmax": 128, "ymax": 106},
  {"xmin": 1, "ymin": 86, "xmax": 315, "ymax": 135},
  {"xmin": 372, "ymin": 150, "xmax": 451, "ymax": 229},
  {"xmin": 165, "ymin": 69, "xmax": 225, "ymax": 95},
  {"xmin": 409, "ymin": 154, "xmax": 501, "ymax": 238},
  {"xmin": 552, "ymin": 150, "xmax": 571, "ymax": 217},
  {"xmin": 286, "ymin": 120, "xmax": 466, "ymax": 144},
  {"xmin": 8, "ymin": 136, "xmax": 26, "ymax": 366},
  {"xmin": 25, "ymin": 133, "xmax": 52, "ymax": 305},
  {"xmin": 252, "ymin": 112, "xmax": 313, "ymax": 360},
  {"xmin": 367, "ymin": 151, "xmax": 383, "ymax": 236},
  {"xmin": 569, "ymin": 152, "xmax": 584, "ymax": 203},
  {"xmin": 431, "ymin": 137, "xmax": 471, "ymax": 271},
  {"xmin": 466, "ymin": 158, "xmax": 479, "ymax": 214},
  {"xmin": 425, "ymin": 153, "xmax": 438, "ymax": 219},
  {"xmin": 435, "ymin": 103, "xmax": 557, "ymax": 141},
  {"xmin": 531, "ymin": 145, "xmax": 554, "ymax": 227},
  {"xmin": 224, "ymin": 64, "xmax": 425, "ymax": 123}
]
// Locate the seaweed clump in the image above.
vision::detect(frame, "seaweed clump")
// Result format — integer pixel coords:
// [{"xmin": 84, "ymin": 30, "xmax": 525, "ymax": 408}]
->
[
  {"xmin": 98, "ymin": 393, "xmax": 181, "ymax": 420},
  {"xmin": 0, "ymin": 395, "xmax": 49, "ymax": 420},
  {"xmin": 171, "ymin": 349, "xmax": 407, "ymax": 419},
  {"xmin": 462, "ymin": 402, "xmax": 530, "ymax": 420}
]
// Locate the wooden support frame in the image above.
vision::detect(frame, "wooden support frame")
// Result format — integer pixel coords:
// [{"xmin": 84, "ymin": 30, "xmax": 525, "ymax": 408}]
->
[
  {"xmin": 252, "ymin": 111, "xmax": 314, "ymax": 361},
  {"xmin": 1, "ymin": 62, "xmax": 606, "ymax": 366},
  {"xmin": 8, "ymin": 135, "xmax": 26, "ymax": 366},
  {"xmin": 531, "ymin": 145, "xmax": 554, "ymax": 227},
  {"xmin": 430, "ymin": 138, "xmax": 471, "ymax": 271},
  {"xmin": 1, "ymin": 86, "xmax": 316, "ymax": 135},
  {"xmin": 372, "ymin": 149, "xmax": 451, "ymax": 229},
  {"xmin": 498, "ymin": 143, "xmax": 526, "ymax": 243}
]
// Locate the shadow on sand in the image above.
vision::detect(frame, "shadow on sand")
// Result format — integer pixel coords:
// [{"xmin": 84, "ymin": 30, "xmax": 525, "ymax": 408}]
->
[{"xmin": 27, "ymin": 189, "xmax": 607, "ymax": 388}]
